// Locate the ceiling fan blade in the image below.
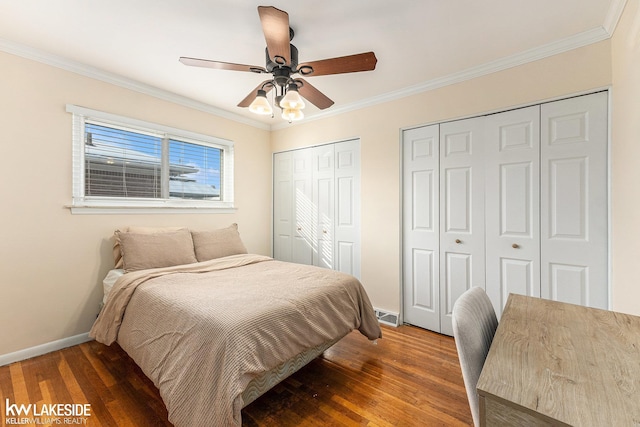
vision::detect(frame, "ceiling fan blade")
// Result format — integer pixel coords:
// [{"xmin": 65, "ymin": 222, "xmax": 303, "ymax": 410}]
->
[
  {"xmin": 257, "ymin": 6, "xmax": 291, "ymax": 66},
  {"xmin": 179, "ymin": 57, "xmax": 266, "ymax": 73},
  {"xmin": 296, "ymin": 78, "xmax": 334, "ymax": 110},
  {"xmin": 237, "ymin": 80, "xmax": 274, "ymax": 108},
  {"xmin": 297, "ymin": 52, "xmax": 377, "ymax": 77}
]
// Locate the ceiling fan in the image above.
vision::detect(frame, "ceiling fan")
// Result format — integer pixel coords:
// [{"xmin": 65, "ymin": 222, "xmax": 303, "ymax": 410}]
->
[{"xmin": 179, "ymin": 6, "xmax": 377, "ymax": 121}]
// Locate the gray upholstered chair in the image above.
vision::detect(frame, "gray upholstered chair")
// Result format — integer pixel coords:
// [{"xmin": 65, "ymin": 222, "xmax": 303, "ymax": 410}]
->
[{"xmin": 452, "ymin": 287, "xmax": 498, "ymax": 427}]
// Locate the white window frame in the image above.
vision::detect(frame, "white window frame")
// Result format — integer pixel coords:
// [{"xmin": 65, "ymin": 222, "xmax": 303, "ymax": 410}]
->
[{"xmin": 66, "ymin": 104, "xmax": 235, "ymax": 214}]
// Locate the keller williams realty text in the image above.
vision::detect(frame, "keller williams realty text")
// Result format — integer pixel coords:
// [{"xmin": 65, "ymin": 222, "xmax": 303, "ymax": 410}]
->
[
  {"xmin": 5, "ymin": 418, "xmax": 89, "ymax": 425},
  {"xmin": 5, "ymin": 399, "xmax": 91, "ymax": 417}
]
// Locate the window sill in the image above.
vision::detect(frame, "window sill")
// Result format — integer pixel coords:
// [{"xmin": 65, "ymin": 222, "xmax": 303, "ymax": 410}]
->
[{"xmin": 66, "ymin": 199, "xmax": 236, "ymax": 215}]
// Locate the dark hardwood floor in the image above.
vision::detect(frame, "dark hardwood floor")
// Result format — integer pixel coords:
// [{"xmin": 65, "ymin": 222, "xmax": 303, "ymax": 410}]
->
[{"xmin": 0, "ymin": 325, "xmax": 472, "ymax": 426}]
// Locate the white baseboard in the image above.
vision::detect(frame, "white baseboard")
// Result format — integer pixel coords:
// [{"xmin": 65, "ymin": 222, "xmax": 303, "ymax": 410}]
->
[{"xmin": 0, "ymin": 332, "xmax": 92, "ymax": 367}]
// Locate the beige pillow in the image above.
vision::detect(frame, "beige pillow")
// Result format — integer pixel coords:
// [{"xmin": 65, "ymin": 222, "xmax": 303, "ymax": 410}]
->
[
  {"xmin": 191, "ymin": 223, "xmax": 248, "ymax": 262},
  {"xmin": 117, "ymin": 229, "xmax": 197, "ymax": 272},
  {"xmin": 112, "ymin": 226, "xmax": 186, "ymax": 268}
]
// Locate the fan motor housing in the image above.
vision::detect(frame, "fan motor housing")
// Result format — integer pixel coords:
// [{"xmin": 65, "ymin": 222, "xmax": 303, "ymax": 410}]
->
[{"xmin": 265, "ymin": 44, "xmax": 299, "ymax": 74}]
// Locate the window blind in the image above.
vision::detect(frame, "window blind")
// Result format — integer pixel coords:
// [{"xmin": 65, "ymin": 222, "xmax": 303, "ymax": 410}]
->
[
  {"xmin": 168, "ymin": 139, "xmax": 222, "ymax": 200},
  {"xmin": 67, "ymin": 104, "xmax": 233, "ymax": 213},
  {"xmin": 85, "ymin": 122, "xmax": 164, "ymax": 198}
]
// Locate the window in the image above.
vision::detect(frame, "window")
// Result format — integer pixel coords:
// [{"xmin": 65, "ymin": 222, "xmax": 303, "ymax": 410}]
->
[{"xmin": 67, "ymin": 105, "xmax": 234, "ymax": 213}]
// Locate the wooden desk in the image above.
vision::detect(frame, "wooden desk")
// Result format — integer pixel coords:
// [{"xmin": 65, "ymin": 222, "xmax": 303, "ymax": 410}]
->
[{"xmin": 476, "ymin": 294, "xmax": 640, "ymax": 426}]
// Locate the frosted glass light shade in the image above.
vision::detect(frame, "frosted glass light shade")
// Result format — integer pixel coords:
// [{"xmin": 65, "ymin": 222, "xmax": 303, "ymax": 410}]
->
[
  {"xmin": 249, "ymin": 90, "xmax": 273, "ymax": 115},
  {"xmin": 282, "ymin": 108, "xmax": 304, "ymax": 122},
  {"xmin": 279, "ymin": 85, "xmax": 305, "ymax": 110}
]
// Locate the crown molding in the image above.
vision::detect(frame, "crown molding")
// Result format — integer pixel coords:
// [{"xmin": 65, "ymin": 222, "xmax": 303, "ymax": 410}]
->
[
  {"xmin": 0, "ymin": 37, "xmax": 271, "ymax": 131},
  {"xmin": 273, "ymin": 26, "xmax": 612, "ymax": 130},
  {"xmin": 603, "ymin": 0, "xmax": 628, "ymax": 36}
]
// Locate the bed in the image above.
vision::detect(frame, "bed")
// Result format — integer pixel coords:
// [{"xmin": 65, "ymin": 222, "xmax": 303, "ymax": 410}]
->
[{"xmin": 90, "ymin": 224, "xmax": 382, "ymax": 427}]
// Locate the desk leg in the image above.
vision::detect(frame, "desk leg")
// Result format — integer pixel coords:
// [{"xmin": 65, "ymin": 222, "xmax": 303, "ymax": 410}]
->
[{"xmin": 479, "ymin": 394, "xmax": 486, "ymax": 427}]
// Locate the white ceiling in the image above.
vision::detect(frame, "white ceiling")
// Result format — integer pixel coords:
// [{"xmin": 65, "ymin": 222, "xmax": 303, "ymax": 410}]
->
[{"xmin": 0, "ymin": 1, "xmax": 623, "ymax": 128}]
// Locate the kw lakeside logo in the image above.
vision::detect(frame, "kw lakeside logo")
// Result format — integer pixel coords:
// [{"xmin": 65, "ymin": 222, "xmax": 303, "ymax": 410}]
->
[{"xmin": 3, "ymin": 399, "xmax": 91, "ymax": 425}]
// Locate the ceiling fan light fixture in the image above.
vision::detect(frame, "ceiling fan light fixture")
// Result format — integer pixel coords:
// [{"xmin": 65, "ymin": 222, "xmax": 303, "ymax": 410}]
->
[
  {"xmin": 248, "ymin": 89, "xmax": 273, "ymax": 115},
  {"xmin": 279, "ymin": 83, "xmax": 305, "ymax": 110},
  {"xmin": 282, "ymin": 107, "xmax": 304, "ymax": 122},
  {"xmin": 182, "ymin": 7, "xmax": 376, "ymax": 121}
]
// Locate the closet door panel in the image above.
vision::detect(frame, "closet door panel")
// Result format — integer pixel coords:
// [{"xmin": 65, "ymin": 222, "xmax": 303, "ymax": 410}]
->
[
  {"xmin": 273, "ymin": 152, "xmax": 293, "ymax": 261},
  {"xmin": 444, "ymin": 167, "xmax": 472, "ymax": 233},
  {"xmin": 316, "ymin": 176, "xmax": 334, "ymax": 268},
  {"xmin": 541, "ymin": 92, "xmax": 608, "ymax": 308},
  {"xmin": 292, "ymin": 149, "xmax": 314, "ymax": 265},
  {"xmin": 445, "ymin": 253, "xmax": 472, "ymax": 315},
  {"xmin": 485, "ymin": 105, "xmax": 540, "ymax": 317},
  {"xmin": 439, "ymin": 117, "xmax": 485, "ymax": 336},
  {"xmin": 335, "ymin": 175, "xmax": 355, "ymax": 274},
  {"xmin": 402, "ymin": 125, "xmax": 440, "ymax": 332},
  {"xmin": 334, "ymin": 140, "xmax": 360, "ymax": 277},
  {"xmin": 313, "ymin": 144, "xmax": 335, "ymax": 269}
]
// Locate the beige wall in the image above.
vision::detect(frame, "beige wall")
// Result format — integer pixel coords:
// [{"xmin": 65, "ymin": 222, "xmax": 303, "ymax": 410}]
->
[
  {"xmin": 0, "ymin": 51, "xmax": 272, "ymax": 355},
  {"xmin": 271, "ymin": 41, "xmax": 613, "ymax": 316},
  {"xmin": 612, "ymin": 0, "xmax": 640, "ymax": 315}
]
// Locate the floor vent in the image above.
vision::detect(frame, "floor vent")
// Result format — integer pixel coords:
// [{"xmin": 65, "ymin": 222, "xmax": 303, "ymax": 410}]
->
[{"xmin": 374, "ymin": 308, "xmax": 399, "ymax": 327}]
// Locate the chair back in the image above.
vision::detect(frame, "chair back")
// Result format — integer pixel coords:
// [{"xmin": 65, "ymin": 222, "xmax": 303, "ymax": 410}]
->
[{"xmin": 452, "ymin": 287, "xmax": 498, "ymax": 427}]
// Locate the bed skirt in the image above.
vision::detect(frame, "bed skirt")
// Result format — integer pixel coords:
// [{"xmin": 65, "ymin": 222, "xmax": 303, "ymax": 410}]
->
[{"xmin": 241, "ymin": 334, "xmax": 345, "ymax": 407}]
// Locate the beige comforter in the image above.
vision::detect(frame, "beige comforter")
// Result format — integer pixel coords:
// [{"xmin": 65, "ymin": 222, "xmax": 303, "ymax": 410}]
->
[{"xmin": 90, "ymin": 254, "xmax": 381, "ymax": 427}]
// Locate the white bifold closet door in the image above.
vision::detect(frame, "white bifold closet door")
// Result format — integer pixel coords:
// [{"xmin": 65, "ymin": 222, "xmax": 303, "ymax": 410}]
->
[
  {"xmin": 402, "ymin": 124, "xmax": 440, "ymax": 331},
  {"xmin": 273, "ymin": 151, "xmax": 294, "ymax": 262},
  {"xmin": 402, "ymin": 117, "xmax": 487, "ymax": 336},
  {"xmin": 333, "ymin": 139, "xmax": 361, "ymax": 277},
  {"xmin": 439, "ymin": 117, "xmax": 486, "ymax": 336},
  {"xmin": 314, "ymin": 144, "xmax": 335, "ymax": 269},
  {"xmin": 402, "ymin": 91, "xmax": 608, "ymax": 334},
  {"xmin": 540, "ymin": 92, "xmax": 608, "ymax": 308},
  {"xmin": 484, "ymin": 105, "xmax": 541, "ymax": 318},
  {"xmin": 273, "ymin": 140, "xmax": 361, "ymax": 278},
  {"xmin": 292, "ymin": 148, "xmax": 314, "ymax": 265}
]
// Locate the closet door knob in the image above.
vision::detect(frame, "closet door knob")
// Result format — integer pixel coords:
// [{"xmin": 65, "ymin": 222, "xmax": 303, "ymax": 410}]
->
[
  {"xmin": 512, "ymin": 243, "xmax": 519, "ymax": 249},
  {"xmin": 455, "ymin": 239, "xmax": 461, "ymax": 244},
  {"xmin": 323, "ymin": 229, "xmax": 328, "ymax": 234},
  {"xmin": 297, "ymin": 226, "xmax": 302, "ymax": 231}
]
